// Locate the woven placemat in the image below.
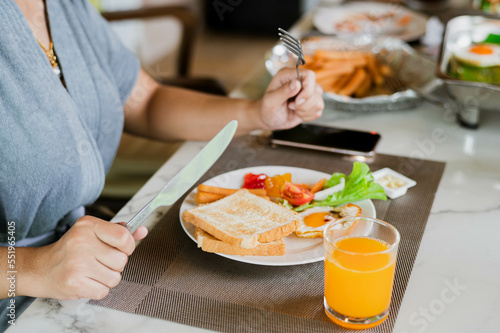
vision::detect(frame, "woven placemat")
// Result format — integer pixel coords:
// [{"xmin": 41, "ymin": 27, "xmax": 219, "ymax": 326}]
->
[{"xmin": 91, "ymin": 135, "xmax": 445, "ymax": 333}]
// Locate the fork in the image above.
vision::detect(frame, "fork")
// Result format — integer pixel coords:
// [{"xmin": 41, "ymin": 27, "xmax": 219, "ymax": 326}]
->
[{"xmin": 278, "ymin": 28, "xmax": 306, "ymax": 90}]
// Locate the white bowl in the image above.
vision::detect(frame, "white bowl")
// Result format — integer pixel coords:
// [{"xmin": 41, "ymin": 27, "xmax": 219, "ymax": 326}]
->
[{"xmin": 372, "ymin": 167, "xmax": 417, "ymax": 199}]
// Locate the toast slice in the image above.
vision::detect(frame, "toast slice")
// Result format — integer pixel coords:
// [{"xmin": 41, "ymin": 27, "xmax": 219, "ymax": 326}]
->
[
  {"xmin": 194, "ymin": 228, "xmax": 286, "ymax": 256},
  {"xmin": 183, "ymin": 189, "xmax": 299, "ymax": 249}
]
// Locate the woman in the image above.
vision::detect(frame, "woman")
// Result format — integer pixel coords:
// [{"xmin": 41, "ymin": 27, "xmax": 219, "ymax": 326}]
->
[{"xmin": 0, "ymin": 0, "xmax": 323, "ymax": 325}]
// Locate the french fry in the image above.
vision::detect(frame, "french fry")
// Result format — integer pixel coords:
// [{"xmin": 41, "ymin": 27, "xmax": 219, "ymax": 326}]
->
[
  {"xmin": 299, "ymin": 183, "xmax": 311, "ymax": 190},
  {"xmin": 316, "ymin": 75, "xmax": 340, "ymax": 89},
  {"xmin": 315, "ymin": 50, "xmax": 363, "ymax": 61},
  {"xmin": 302, "ymin": 61, "xmax": 322, "ymax": 71},
  {"xmin": 314, "ymin": 65, "xmax": 355, "ymax": 81},
  {"xmin": 380, "ymin": 64, "xmax": 392, "ymax": 76},
  {"xmin": 339, "ymin": 57, "xmax": 368, "ymax": 68},
  {"xmin": 354, "ymin": 74, "xmax": 372, "ymax": 98},
  {"xmin": 246, "ymin": 189, "xmax": 268, "ymax": 196},
  {"xmin": 320, "ymin": 61, "xmax": 354, "ymax": 70},
  {"xmin": 197, "ymin": 184, "xmax": 267, "ymax": 197},
  {"xmin": 310, "ymin": 178, "xmax": 326, "ymax": 194},
  {"xmin": 320, "ymin": 56, "xmax": 366, "ymax": 68},
  {"xmin": 329, "ymin": 73, "xmax": 354, "ymax": 94},
  {"xmin": 303, "ymin": 54, "xmax": 315, "ymax": 64},
  {"xmin": 195, "ymin": 191, "xmax": 225, "ymax": 204},
  {"xmin": 195, "ymin": 190, "xmax": 269, "ymax": 204},
  {"xmin": 365, "ymin": 54, "xmax": 384, "ymax": 86},
  {"xmin": 302, "ymin": 48, "xmax": 394, "ymax": 98},
  {"xmin": 338, "ymin": 68, "xmax": 369, "ymax": 96}
]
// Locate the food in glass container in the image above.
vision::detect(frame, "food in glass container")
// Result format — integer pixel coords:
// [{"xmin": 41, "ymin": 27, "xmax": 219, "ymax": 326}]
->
[
  {"xmin": 446, "ymin": 34, "xmax": 500, "ymax": 85},
  {"xmin": 473, "ymin": 0, "xmax": 500, "ymax": 15}
]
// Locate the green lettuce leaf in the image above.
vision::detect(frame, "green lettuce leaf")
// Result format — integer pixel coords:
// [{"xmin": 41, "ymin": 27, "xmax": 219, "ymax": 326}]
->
[
  {"xmin": 483, "ymin": 34, "xmax": 500, "ymax": 45},
  {"xmin": 324, "ymin": 172, "xmax": 346, "ymax": 189},
  {"xmin": 295, "ymin": 162, "xmax": 387, "ymax": 212}
]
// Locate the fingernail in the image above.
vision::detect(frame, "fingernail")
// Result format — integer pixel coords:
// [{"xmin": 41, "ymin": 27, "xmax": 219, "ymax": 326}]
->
[
  {"xmin": 296, "ymin": 98, "xmax": 306, "ymax": 106},
  {"xmin": 289, "ymin": 80, "xmax": 296, "ymax": 91}
]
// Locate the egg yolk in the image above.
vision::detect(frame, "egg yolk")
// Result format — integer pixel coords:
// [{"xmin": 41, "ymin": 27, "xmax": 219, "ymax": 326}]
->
[
  {"xmin": 469, "ymin": 45, "xmax": 493, "ymax": 55},
  {"xmin": 304, "ymin": 212, "xmax": 331, "ymax": 228}
]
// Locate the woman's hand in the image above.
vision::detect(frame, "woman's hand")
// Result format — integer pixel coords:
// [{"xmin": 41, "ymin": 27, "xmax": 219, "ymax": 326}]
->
[
  {"xmin": 18, "ymin": 216, "xmax": 147, "ymax": 300},
  {"xmin": 123, "ymin": 68, "xmax": 324, "ymax": 141},
  {"xmin": 257, "ymin": 67, "xmax": 324, "ymax": 130}
]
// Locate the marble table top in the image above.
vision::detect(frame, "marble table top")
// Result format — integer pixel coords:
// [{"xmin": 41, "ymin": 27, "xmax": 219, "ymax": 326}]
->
[{"xmin": 9, "ymin": 98, "xmax": 500, "ymax": 333}]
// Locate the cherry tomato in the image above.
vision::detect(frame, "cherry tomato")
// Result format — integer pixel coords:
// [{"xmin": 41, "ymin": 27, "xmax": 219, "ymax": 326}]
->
[
  {"xmin": 242, "ymin": 173, "xmax": 267, "ymax": 189},
  {"xmin": 264, "ymin": 173, "xmax": 291, "ymax": 198},
  {"xmin": 281, "ymin": 181, "xmax": 314, "ymax": 206}
]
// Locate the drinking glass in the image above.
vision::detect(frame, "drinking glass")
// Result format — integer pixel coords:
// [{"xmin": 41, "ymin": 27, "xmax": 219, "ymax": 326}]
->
[{"xmin": 323, "ymin": 217, "xmax": 400, "ymax": 329}]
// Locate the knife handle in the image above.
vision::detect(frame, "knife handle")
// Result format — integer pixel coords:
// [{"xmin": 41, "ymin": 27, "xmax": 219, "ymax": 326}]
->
[{"xmin": 124, "ymin": 203, "xmax": 157, "ymax": 234}]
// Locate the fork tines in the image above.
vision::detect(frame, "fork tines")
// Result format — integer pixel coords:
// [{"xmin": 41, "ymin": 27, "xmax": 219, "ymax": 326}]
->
[
  {"xmin": 278, "ymin": 28, "xmax": 305, "ymax": 90},
  {"xmin": 278, "ymin": 28, "xmax": 306, "ymax": 65}
]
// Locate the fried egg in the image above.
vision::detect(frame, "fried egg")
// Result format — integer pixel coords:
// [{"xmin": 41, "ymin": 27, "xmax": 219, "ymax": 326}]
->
[
  {"xmin": 295, "ymin": 203, "xmax": 362, "ymax": 238},
  {"xmin": 454, "ymin": 43, "xmax": 500, "ymax": 68}
]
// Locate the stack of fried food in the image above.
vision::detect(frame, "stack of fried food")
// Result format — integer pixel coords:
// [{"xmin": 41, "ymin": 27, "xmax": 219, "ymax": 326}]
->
[
  {"xmin": 183, "ymin": 188, "xmax": 300, "ymax": 256},
  {"xmin": 302, "ymin": 49, "xmax": 394, "ymax": 97}
]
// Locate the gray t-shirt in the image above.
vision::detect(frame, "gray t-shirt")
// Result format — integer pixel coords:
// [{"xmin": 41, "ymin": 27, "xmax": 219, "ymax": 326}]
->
[{"xmin": 0, "ymin": 0, "xmax": 140, "ymax": 243}]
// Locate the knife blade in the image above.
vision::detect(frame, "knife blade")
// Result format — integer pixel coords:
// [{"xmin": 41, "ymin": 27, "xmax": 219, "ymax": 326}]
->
[{"xmin": 124, "ymin": 120, "xmax": 238, "ymax": 233}]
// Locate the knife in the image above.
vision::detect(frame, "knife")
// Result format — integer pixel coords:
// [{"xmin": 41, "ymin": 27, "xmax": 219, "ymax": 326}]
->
[{"xmin": 124, "ymin": 120, "xmax": 238, "ymax": 233}]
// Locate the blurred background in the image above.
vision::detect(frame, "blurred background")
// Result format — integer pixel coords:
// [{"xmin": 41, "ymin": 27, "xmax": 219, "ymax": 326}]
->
[{"xmin": 100, "ymin": 0, "xmax": 321, "ymax": 89}]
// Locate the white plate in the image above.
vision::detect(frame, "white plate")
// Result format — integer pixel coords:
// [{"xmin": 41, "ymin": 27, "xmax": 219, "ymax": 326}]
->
[
  {"xmin": 179, "ymin": 166, "xmax": 376, "ymax": 266},
  {"xmin": 313, "ymin": 2, "xmax": 428, "ymax": 42}
]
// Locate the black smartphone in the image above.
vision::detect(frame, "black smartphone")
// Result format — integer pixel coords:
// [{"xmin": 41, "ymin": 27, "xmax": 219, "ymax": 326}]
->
[{"xmin": 270, "ymin": 124, "xmax": 381, "ymax": 156}]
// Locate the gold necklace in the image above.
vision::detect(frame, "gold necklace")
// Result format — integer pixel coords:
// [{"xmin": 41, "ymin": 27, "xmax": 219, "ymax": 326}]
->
[{"xmin": 36, "ymin": 37, "xmax": 58, "ymax": 69}]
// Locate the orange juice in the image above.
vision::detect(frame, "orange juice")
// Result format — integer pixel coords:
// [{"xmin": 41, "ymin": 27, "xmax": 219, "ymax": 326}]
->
[{"xmin": 324, "ymin": 237, "xmax": 396, "ymax": 319}]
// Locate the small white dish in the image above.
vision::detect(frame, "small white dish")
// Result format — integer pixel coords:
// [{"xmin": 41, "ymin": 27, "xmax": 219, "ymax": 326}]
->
[{"xmin": 372, "ymin": 167, "xmax": 417, "ymax": 199}]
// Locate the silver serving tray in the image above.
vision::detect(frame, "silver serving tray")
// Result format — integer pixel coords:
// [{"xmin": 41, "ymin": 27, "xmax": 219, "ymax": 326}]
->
[
  {"xmin": 434, "ymin": 15, "xmax": 500, "ymax": 128},
  {"xmin": 265, "ymin": 36, "xmax": 435, "ymax": 112}
]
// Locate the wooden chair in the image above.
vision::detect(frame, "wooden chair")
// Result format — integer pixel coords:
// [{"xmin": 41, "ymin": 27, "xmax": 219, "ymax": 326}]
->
[{"xmin": 102, "ymin": 5, "xmax": 226, "ymax": 95}]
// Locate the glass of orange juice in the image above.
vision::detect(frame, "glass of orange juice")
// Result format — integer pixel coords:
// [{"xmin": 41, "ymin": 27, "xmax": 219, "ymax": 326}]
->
[{"xmin": 323, "ymin": 217, "xmax": 400, "ymax": 329}]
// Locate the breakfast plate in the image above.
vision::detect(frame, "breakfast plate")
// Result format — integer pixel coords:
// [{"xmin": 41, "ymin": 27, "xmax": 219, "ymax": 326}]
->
[
  {"xmin": 313, "ymin": 2, "xmax": 428, "ymax": 42},
  {"xmin": 179, "ymin": 166, "xmax": 376, "ymax": 266}
]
